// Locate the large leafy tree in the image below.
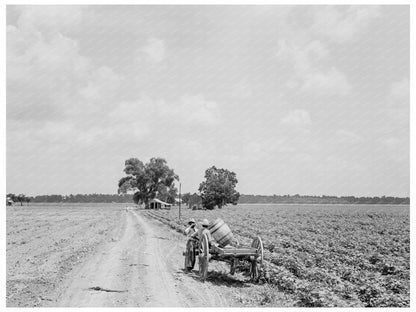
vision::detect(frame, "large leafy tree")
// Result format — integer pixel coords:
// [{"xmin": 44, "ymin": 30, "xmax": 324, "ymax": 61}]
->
[
  {"xmin": 198, "ymin": 166, "xmax": 239, "ymax": 209},
  {"xmin": 118, "ymin": 157, "xmax": 179, "ymax": 208}
]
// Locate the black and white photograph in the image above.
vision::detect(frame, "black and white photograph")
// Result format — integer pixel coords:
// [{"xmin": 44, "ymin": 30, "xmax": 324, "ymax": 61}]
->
[{"xmin": 4, "ymin": 3, "xmax": 412, "ymax": 308}]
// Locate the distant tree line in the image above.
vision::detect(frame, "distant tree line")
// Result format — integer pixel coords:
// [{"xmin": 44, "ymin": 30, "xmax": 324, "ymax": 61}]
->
[
  {"xmin": 28, "ymin": 194, "xmax": 133, "ymax": 203},
  {"xmin": 8, "ymin": 193, "xmax": 409, "ymax": 205},
  {"xmin": 238, "ymin": 194, "xmax": 410, "ymax": 205},
  {"xmin": 12, "ymin": 193, "xmax": 410, "ymax": 205}
]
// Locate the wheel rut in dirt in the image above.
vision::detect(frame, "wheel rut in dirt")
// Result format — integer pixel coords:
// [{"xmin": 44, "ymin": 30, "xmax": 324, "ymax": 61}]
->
[
  {"xmin": 49, "ymin": 209, "xmax": 231, "ymax": 307},
  {"xmin": 52, "ymin": 209, "xmax": 143, "ymax": 306}
]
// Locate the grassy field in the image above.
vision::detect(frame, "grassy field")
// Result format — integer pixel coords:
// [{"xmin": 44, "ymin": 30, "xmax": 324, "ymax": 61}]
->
[{"xmin": 146, "ymin": 204, "xmax": 410, "ymax": 307}]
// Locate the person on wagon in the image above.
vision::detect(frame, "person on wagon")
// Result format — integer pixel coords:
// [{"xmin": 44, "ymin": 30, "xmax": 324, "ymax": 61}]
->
[{"xmin": 191, "ymin": 219, "xmax": 218, "ymax": 247}]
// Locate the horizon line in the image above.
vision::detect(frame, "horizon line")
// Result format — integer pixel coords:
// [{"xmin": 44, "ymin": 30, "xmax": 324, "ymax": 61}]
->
[{"xmin": 11, "ymin": 192, "xmax": 410, "ymax": 199}]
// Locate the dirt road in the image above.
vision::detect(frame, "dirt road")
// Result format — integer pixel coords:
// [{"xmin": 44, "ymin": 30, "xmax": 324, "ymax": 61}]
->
[{"xmin": 46, "ymin": 209, "xmax": 241, "ymax": 307}]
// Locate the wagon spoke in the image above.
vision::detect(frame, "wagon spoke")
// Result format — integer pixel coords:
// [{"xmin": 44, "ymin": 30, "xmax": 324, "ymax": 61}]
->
[{"xmin": 199, "ymin": 233, "xmax": 209, "ymax": 281}]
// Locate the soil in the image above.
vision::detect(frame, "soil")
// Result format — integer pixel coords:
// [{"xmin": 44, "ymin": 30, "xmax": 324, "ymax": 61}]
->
[{"xmin": 6, "ymin": 205, "xmax": 292, "ymax": 307}]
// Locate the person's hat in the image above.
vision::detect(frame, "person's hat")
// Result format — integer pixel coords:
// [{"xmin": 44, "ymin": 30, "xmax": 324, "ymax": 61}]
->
[
  {"xmin": 188, "ymin": 218, "xmax": 196, "ymax": 225},
  {"xmin": 202, "ymin": 219, "xmax": 209, "ymax": 227}
]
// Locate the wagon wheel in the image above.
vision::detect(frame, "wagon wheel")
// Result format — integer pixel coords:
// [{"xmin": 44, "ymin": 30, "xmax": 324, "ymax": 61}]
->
[
  {"xmin": 251, "ymin": 236, "xmax": 264, "ymax": 265},
  {"xmin": 250, "ymin": 236, "xmax": 264, "ymax": 282},
  {"xmin": 198, "ymin": 233, "xmax": 209, "ymax": 281},
  {"xmin": 184, "ymin": 239, "xmax": 196, "ymax": 271}
]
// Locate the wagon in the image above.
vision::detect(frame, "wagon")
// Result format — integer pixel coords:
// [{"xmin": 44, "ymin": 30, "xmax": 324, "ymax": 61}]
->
[{"xmin": 184, "ymin": 233, "xmax": 264, "ymax": 282}]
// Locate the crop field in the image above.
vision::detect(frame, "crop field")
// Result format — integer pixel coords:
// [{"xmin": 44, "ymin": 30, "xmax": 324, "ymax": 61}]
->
[
  {"xmin": 6, "ymin": 203, "xmax": 124, "ymax": 307},
  {"xmin": 146, "ymin": 204, "xmax": 410, "ymax": 307}
]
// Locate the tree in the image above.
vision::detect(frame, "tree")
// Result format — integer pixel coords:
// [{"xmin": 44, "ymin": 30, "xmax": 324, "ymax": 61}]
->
[
  {"xmin": 118, "ymin": 157, "xmax": 179, "ymax": 208},
  {"xmin": 181, "ymin": 192, "xmax": 191, "ymax": 205},
  {"xmin": 198, "ymin": 166, "xmax": 240, "ymax": 209},
  {"xmin": 15, "ymin": 194, "xmax": 29, "ymax": 206},
  {"xmin": 7, "ymin": 193, "xmax": 16, "ymax": 201},
  {"xmin": 24, "ymin": 196, "xmax": 31, "ymax": 205},
  {"xmin": 155, "ymin": 183, "xmax": 178, "ymax": 204}
]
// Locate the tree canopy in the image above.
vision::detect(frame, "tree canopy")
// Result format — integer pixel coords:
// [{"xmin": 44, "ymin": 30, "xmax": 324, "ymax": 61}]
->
[
  {"xmin": 118, "ymin": 157, "xmax": 179, "ymax": 207},
  {"xmin": 181, "ymin": 192, "xmax": 202, "ymax": 209},
  {"xmin": 7, "ymin": 193, "xmax": 30, "ymax": 206},
  {"xmin": 198, "ymin": 166, "xmax": 240, "ymax": 209}
]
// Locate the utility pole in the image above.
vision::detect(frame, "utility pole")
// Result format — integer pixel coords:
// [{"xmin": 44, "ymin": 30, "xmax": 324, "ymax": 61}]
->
[
  {"xmin": 222, "ymin": 172, "xmax": 228, "ymax": 208},
  {"xmin": 179, "ymin": 182, "xmax": 181, "ymax": 222}
]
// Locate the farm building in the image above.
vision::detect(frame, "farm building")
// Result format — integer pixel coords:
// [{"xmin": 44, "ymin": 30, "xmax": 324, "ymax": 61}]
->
[
  {"xmin": 7, "ymin": 197, "xmax": 14, "ymax": 206},
  {"xmin": 148, "ymin": 198, "xmax": 172, "ymax": 210},
  {"xmin": 188, "ymin": 193, "xmax": 203, "ymax": 209}
]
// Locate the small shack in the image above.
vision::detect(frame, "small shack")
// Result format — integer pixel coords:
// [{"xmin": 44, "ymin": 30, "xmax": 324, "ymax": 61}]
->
[
  {"xmin": 149, "ymin": 198, "xmax": 172, "ymax": 210},
  {"xmin": 7, "ymin": 197, "xmax": 14, "ymax": 206}
]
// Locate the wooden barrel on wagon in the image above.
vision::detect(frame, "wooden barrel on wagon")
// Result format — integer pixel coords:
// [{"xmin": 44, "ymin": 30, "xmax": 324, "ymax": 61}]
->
[{"xmin": 208, "ymin": 219, "xmax": 233, "ymax": 247}]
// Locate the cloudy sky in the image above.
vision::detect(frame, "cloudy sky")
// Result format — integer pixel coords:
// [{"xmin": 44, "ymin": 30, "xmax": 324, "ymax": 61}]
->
[{"xmin": 6, "ymin": 5, "xmax": 409, "ymax": 197}]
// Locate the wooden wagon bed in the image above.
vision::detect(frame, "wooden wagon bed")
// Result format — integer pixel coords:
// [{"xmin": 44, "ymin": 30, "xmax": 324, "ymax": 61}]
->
[
  {"xmin": 184, "ymin": 234, "xmax": 264, "ymax": 282},
  {"xmin": 210, "ymin": 245, "xmax": 258, "ymax": 257}
]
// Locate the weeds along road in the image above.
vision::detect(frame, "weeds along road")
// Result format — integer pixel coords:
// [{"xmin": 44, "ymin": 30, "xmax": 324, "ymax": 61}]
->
[{"xmin": 48, "ymin": 209, "xmax": 230, "ymax": 307}]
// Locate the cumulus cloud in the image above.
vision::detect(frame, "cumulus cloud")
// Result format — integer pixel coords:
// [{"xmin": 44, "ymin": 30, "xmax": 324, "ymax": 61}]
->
[
  {"xmin": 311, "ymin": 6, "xmax": 381, "ymax": 44},
  {"xmin": 237, "ymin": 136, "xmax": 287, "ymax": 163},
  {"xmin": 7, "ymin": 5, "xmax": 123, "ymax": 126},
  {"xmin": 7, "ymin": 5, "xmax": 217, "ymax": 155},
  {"xmin": 378, "ymin": 136, "xmax": 408, "ymax": 163},
  {"xmin": 390, "ymin": 78, "xmax": 409, "ymax": 100},
  {"xmin": 15, "ymin": 5, "xmax": 83, "ymax": 34},
  {"xmin": 276, "ymin": 39, "xmax": 317, "ymax": 74},
  {"xmin": 138, "ymin": 38, "xmax": 166, "ymax": 64},
  {"xmin": 7, "ymin": 4, "xmax": 129, "ymax": 159},
  {"xmin": 380, "ymin": 137, "xmax": 400, "ymax": 149},
  {"xmin": 335, "ymin": 129, "xmax": 363, "ymax": 144},
  {"xmin": 230, "ymin": 80, "xmax": 253, "ymax": 99},
  {"xmin": 158, "ymin": 95, "xmax": 219, "ymax": 126},
  {"xmin": 275, "ymin": 6, "xmax": 381, "ymax": 100},
  {"xmin": 276, "ymin": 39, "xmax": 351, "ymax": 97},
  {"xmin": 76, "ymin": 66, "xmax": 122, "ymax": 114},
  {"xmin": 6, "ymin": 5, "xmax": 409, "ymax": 197},
  {"xmin": 7, "ymin": 26, "xmax": 89, "ymax": 83},
  {"xmin": 301, "ymin": 67, "xmax": 351, "ymax": 96},
  {"xmin": 281, "ymin": 109, "xmax": 311, "ymax": 126}
]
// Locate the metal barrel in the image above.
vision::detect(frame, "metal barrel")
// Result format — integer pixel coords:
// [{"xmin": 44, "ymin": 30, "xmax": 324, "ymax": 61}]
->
[{"xmin": 208, "ymin": 218, "xmax": 233, "ymax": 247}]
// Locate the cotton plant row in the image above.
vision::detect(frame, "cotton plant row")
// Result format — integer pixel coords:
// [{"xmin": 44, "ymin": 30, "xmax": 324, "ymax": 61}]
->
[{"xmin": 146, "ymin": 204, "xmax": 409, "ymax": 307}]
